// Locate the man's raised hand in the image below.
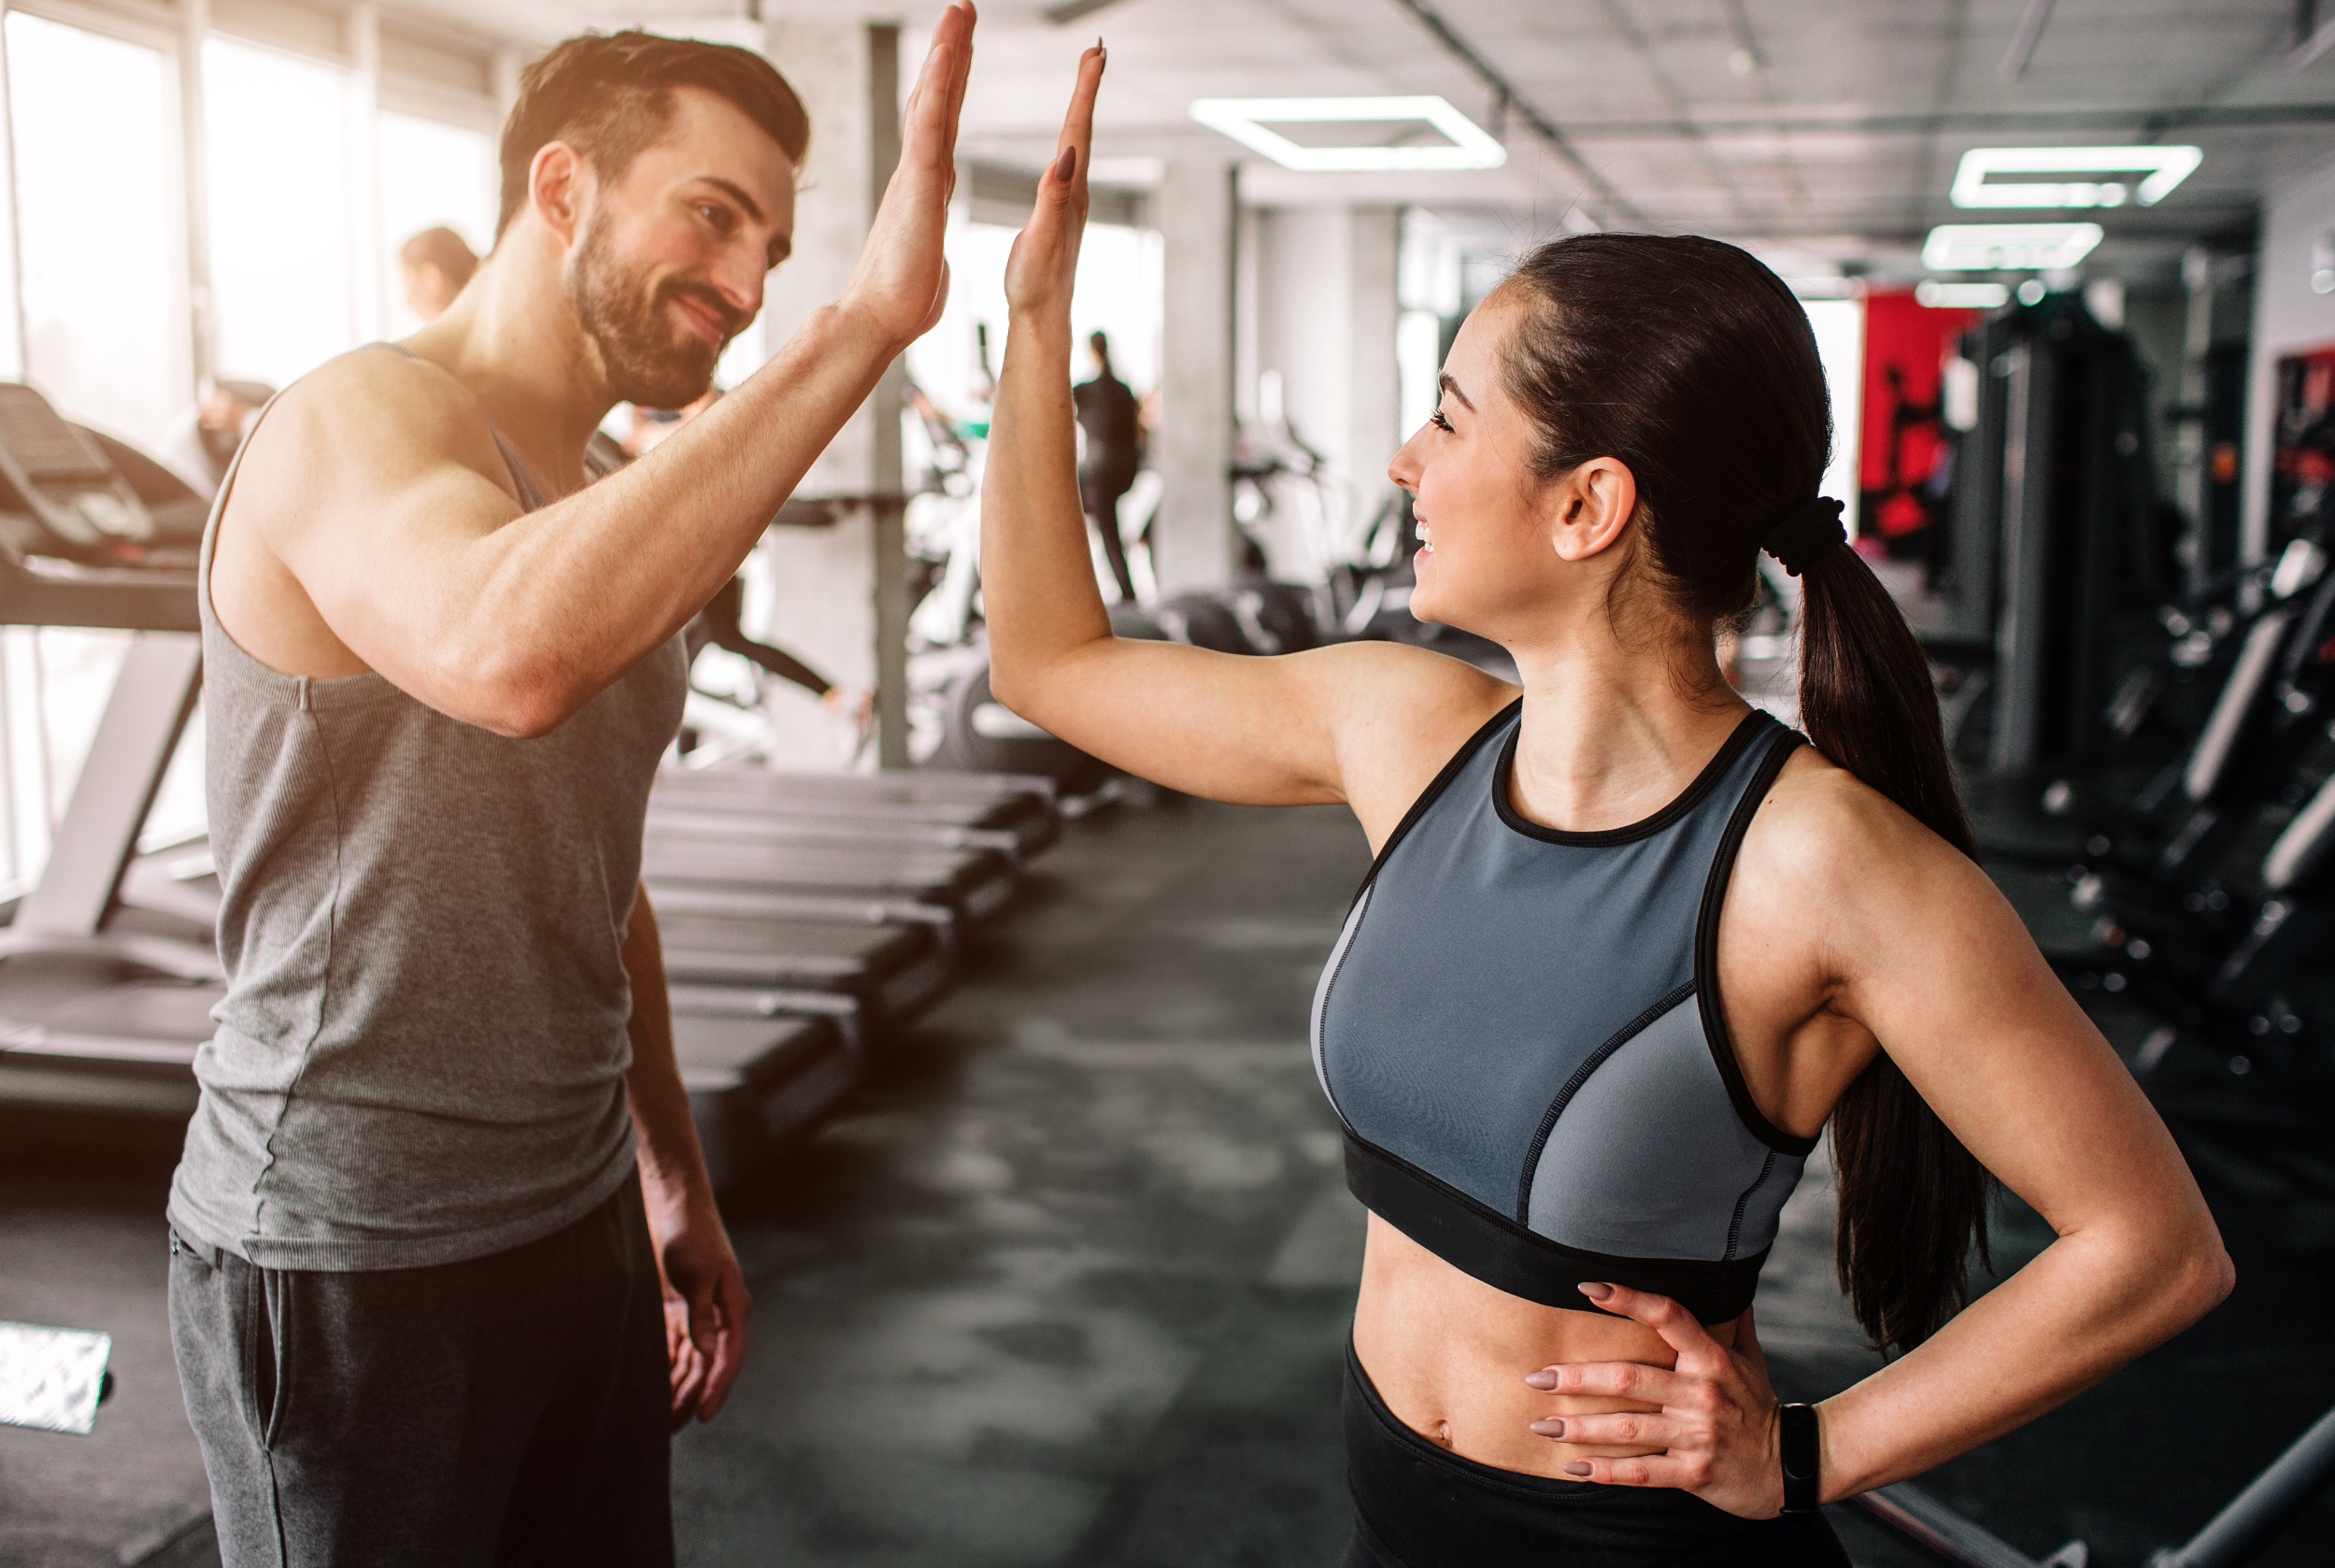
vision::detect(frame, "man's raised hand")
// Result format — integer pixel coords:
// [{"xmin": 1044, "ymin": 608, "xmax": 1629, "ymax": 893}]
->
[{"xmin": 841, "ymin": 2, "xmax": 976, "ymax": 349}]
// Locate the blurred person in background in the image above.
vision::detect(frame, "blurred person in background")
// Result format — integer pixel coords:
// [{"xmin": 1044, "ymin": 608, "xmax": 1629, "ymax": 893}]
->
[
  {"xmin": 160, "ymin": 378, "xmax": 277, "ymax": 497},
  {"xmin": 616, "ymin": 385, "xmax": 869, "ymax": 731},
  {"xmin": 1074, "ymin": 327, "xmax": 1141, "ymax": 602},
  {"xmin": 401, "ymin": 225, "xmax": 479, "ymax": 322}
]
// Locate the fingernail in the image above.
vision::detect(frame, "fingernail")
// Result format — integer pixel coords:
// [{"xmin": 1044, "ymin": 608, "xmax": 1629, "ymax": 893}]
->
[
  {"xmin": 1578, "ymin": 1282, "xmax": 1615, "ymax": 1303},
  {"xmin": 1529, "ymin": 1418, "xmax": 1566, "ymax": 1438},
  {"xmin": 1524, "ymin": 1369, "xmax": 1558, "ymax": 1390},
  {"xmin": 1562, "ymin": 1462, "xmax": 1593, "ymax": 1477},
  {"xmin": 1054, "ymin": 147, "xmax": 1076, "ymax": 182}
]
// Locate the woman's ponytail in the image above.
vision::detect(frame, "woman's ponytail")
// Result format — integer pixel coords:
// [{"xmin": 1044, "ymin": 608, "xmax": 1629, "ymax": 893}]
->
[
  {"xmin": 1796, "ymin": 542, "xmax": 1993, "ymax": 1352},
  {"xmin": 1501, "ymin": 233, "xmax": 1992, "ymax": 1355}
]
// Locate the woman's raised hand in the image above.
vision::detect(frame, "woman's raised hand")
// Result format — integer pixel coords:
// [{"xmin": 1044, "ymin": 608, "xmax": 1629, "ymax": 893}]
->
[
  {"xmin": 841, "ymin": 3, "xmax": 976, "ymax": 350},
  {"xmin": 1004, "ymin": 43, "xmax": 1105, "ymax": 319},
  {"xmin": 1524, "ymin": 1282, "xmax": 1793, "ymax": 1518}
]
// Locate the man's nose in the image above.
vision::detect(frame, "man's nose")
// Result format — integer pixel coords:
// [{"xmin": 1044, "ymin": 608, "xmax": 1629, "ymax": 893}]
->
[{"xmin": 712, "ymin": 252, "xmax": 764, "ymax": 325}]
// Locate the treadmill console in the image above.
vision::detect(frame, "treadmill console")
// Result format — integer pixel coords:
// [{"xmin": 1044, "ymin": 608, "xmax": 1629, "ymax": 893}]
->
[
  {"xmin": 0, "ymin": 384, "xmax": 203, "ymax": 632},
  {"xmin": 0, "ymin": 384, "xmax": 206, "ymax": 570}
]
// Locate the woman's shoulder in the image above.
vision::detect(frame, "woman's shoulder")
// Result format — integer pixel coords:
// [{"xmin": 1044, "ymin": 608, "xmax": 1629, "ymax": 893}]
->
[
  {"xmin": 1738, "ymin": 740, "xmax": 1989, "ymax": 920},
  {"xmin": 1299, "ymin": 640, "xmax": 1516, "ymax": 848}
]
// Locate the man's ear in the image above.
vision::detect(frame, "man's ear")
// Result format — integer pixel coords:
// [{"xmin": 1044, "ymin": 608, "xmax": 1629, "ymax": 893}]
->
[
  {"xmin": 528, "ymin": 141, "xmax": 591, "ymax": 246},
  {"xmin": 1547, "ymin": 456, "xmax": 1639, "ymax": 563}
]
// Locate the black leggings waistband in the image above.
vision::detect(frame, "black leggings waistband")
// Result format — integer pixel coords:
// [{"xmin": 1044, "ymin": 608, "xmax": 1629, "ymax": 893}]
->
[{"xmin": 1341, "ymin": 1339, "xmax": 1849, "ymax": 1568}]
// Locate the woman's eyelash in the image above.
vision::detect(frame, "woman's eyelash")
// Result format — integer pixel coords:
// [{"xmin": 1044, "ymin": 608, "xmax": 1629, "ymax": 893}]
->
[{"xmin": 1431, "ymin": 409, "xmax": 1454, "ymax": 432}]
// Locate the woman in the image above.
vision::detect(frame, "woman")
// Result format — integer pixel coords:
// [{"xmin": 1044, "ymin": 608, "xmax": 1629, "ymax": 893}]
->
[{"xmin": 985, "ymin": 50, "xmax": 2232, "ymax": 1567}]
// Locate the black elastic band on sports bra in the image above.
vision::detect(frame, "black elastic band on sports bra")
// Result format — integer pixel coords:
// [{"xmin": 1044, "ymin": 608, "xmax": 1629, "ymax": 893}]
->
[
  {"xmin": 1693, "ymin": 725, "xmax": 1819, "ymax": 1157},
  {"xmin": 1492, "ymin": 708, "xmax": 1772, "ymax": 848},
  {"xmin": 1345, "ymin": 1132, "xmax": 1768, "ymax": 1324}
]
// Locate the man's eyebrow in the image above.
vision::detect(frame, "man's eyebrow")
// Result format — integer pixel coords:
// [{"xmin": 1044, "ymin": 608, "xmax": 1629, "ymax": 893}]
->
[
  {"xmin": 1437, "ymin": 371, "xmax": 1475, "ymax": 412},
  {"xmin": 697, "ymin": 176, "xmax": 764, "ymax": 224}
]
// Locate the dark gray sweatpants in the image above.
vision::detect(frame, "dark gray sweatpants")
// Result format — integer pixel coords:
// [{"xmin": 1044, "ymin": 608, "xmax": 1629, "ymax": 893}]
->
[{"xmin": 167, "ymin": 1181, "xmax": 672, "ymax": 1568}]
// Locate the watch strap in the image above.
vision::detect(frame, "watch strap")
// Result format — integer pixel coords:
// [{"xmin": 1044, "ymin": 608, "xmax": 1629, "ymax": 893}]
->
[{"xmin": 1778, "ymin": 1402, "xmax": 1821, "ymax": 1514}]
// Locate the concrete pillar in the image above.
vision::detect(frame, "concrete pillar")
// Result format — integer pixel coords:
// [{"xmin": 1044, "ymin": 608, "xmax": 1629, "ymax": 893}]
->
[
  {"xmin": 1247, "ymin": 206, "xmax": 1402, "ymax": 576},
  {"xmin": 178, "ymin": 0, "xmax": 217, "ymax": 389},
  {"xmin": 0, "ymin": 12, "xmax": 27, "ymax": 380},
  {"xmin": 863, "ymin": 27, "xmax": 910, "ymax": 770},
  {"xmin": 1153, "ymin": 154, "xmax": 1237, "ymax": 594},
  {"xmin": 346, "ymin": 3, "xmax": 384, "ymax": 344},
  {"xmin": 1345, "ymin": 208, "xmax": 1401, "ymax": 507},
  {"xmin": 746, "ymin": 17, "xmax": 908, "ymax": 768}
]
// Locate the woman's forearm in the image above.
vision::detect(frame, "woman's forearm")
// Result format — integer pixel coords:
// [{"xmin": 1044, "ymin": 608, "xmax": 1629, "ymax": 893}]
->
[
  {"xmin": 1816, "ymin": 1221, "xmax": 2229, "ymax": 1500},
  {"xmin": 981, "ymin": 310, "xmax": 1113, "ymax": 716}
]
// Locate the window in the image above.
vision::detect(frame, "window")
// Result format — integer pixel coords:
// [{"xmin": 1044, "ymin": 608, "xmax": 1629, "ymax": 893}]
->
[
  {"xmin": 379, "ymin": 109, "xmax": 495, "ymax": 335},
  {"xmin": 908, "ymin": 217, "xmax": 1162, "ymax": 429},
  {"xmin": 6, "ymin": 11, "xmax": 185, "ymax": 450},
  {"xmin": 205, "ymin": 34, "xmax": 355, "ymax": 390},
  {"xmin": 0, "ymin": 11, "xmax": 514, "ymax": 896}
]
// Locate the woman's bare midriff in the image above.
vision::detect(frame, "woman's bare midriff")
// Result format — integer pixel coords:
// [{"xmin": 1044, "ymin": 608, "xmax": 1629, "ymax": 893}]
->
[{"xmin": 1350, "ymin": 1212, "xmax": 1741, "ymax": 1479}]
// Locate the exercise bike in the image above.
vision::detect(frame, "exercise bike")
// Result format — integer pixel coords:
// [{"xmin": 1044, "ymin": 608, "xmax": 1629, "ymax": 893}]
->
[{"xmin": 1851, "ymin": 1401, "xmax": 2335, "ymax": 1568}]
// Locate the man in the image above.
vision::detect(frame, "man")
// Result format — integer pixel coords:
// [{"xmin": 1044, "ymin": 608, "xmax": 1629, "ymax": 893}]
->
[
  {"xmin": 400, "ymin": 225, "xmax": 480, "ymax": 321},
  {"xmin": 1074, "ymin": 328, "xmax": 1142, "ymax": 602},
  {"xmin": 168, "ymin": 12, "xmax": 975, "ymax": 1565}
]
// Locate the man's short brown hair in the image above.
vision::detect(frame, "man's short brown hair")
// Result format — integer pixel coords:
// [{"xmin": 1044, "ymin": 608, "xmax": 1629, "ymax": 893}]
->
[{"xmin": 498, "ymin": 31, "xmax": 810, "ymax": 236}]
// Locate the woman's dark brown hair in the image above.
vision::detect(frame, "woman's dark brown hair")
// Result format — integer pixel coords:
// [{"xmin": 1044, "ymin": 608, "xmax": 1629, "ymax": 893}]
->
[{"xmin": 1497, "ymin": 233, "xmax": 1989, "ymax": 1354}]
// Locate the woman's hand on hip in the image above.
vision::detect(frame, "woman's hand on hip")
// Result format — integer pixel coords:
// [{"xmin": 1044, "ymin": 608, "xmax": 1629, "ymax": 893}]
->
[{"xmin": 1523, "ymin": 1282, "xmax": 1787, "ymax": 1518}]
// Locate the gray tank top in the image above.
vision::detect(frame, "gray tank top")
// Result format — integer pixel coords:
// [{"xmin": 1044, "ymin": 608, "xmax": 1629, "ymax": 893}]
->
[
  {"xmin": 167, "ymin": 359, "xmax": 688, "ymax": 1271},
  {"xmin": 1313, "ymin": 703, "xmax": 1810, "ymax": 1323}
]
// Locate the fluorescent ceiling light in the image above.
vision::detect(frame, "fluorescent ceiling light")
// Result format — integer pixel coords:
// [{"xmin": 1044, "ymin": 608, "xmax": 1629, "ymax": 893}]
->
[
  {"xmin": 1086, "ymin": 156, "xmax": 1164, "ymax": 187},
  {"xmin": 1916, "ymin": 280, "xmax": 2011, "ymax": 308},
  {"xmin": 1951, "ymin": 145, "xmax": 2201, "ymax": 209},
  {"xmin": 1922, "ymin": 222, "xmax": 2102, "ymax": 271},
  {"xmin": 1189, "ymin": 96, "xmax": 1506, "ymax": 172}
]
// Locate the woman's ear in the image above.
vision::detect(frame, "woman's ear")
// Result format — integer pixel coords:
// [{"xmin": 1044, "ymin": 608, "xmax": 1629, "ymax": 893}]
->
[{"xmin": 1547, "ymin": 456, "xmax": 1639, "ymax": 563}]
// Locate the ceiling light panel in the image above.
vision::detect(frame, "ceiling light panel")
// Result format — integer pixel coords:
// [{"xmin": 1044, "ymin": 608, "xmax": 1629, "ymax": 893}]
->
[
  {"xmin": 1189, "ymin": 96, "xmax": 1507, "ymax": 172},
  {"xmin": 1922, "ymin": 222, "xmax": 2104, "ymax": 271},
  {"xmin": 1951, "ymin": 145, "xmax": 2203, "ymax": 209},
  {"xmin": 1915, "ymin": 280, "xmax": 2011, "ymax": 309}
]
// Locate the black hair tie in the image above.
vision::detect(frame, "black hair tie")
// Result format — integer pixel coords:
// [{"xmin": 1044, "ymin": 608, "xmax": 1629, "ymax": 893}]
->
[{"xmin": 1762, "ymin": 496, "xmax": 1845, "ymax": 577}]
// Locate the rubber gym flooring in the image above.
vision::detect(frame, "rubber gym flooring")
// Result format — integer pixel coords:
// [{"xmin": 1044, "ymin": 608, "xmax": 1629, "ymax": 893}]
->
[{"xmin": 2, "ymin": 789, "xmax": 2332, "ymax": 1567}]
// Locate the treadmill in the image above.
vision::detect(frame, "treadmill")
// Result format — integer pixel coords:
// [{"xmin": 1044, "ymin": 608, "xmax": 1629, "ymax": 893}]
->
[
  {"xmin": 653, "ymin": 764, "xmax": 1061, "ymax": 863},
  {"xmin": 0, "ymin": 386, "xmax": 856, "ymax": 1187},
  {"xmin": 641, "ymin": 829, "xmax": 1020, "ymax": 932},
  {"xmin": 122, "ymin": 843, "xmax": 954, "ymax": 1062}
]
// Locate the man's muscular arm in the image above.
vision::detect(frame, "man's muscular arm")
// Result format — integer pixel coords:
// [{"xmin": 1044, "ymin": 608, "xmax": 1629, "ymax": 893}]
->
[{"xmin": 225, "ymin": 7, "xmax": 973, "ymax": 736}]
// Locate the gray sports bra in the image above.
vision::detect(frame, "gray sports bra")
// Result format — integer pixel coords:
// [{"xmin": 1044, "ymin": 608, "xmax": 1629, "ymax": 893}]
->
[{"xmin": 1312, "ymin": 702, "xmax": 1811, "ymax": 1323}]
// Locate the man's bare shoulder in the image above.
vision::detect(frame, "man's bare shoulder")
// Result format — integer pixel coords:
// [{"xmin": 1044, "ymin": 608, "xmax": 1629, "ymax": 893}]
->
[{"xmin": 232, "ymin": 347, "xmax": 510, "ymax": 516}]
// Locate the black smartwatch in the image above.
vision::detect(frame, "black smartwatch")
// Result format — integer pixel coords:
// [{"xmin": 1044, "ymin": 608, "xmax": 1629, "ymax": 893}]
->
[{"xmin": 1778, "ymin": 1402, "xmax": 1821, "ymax": 1515}]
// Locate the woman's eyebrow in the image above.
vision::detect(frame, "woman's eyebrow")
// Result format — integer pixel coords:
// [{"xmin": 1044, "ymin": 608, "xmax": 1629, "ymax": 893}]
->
[{"xmin": 1437, "ymin": 372, "xmax": 1475, "ymax": 412}]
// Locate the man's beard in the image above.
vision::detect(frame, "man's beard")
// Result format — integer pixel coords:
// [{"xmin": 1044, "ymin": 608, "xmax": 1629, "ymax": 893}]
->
[{"xmin": 570, "ymin": 212, "xmax": 742, "ymax": 409}]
